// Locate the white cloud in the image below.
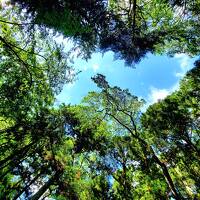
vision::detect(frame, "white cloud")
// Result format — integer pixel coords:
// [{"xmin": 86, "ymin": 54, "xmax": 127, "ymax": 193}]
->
[
  {"xmin": 148, "ymin": 87, "xmax": 170, "ymax": 104},
  {"xmin": 147, "ymin": 83, "xmax": 179, "ymax": 105},
  {"xmin": 81, "ymin": 63, "xmax": 100, "ymax": 72},
  {"xmin": 144, "ymin": 53, "xmax": 193, "ymax": 110},
  {"xmin": 77, "ymin": 63, "xmax": 100, "ymax": 72},
  {"xmin": 174, "ymin": 53, "xmax": 192, "ymax": 77},
  {"xmin": 92, "ymin": 64, "xmax": 99, "ymax": 72}
]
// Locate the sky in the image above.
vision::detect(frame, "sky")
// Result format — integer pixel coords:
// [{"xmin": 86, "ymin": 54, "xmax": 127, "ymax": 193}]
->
[
  {"xmin": 0, "ymin": 0, "xmax": 195, "ymax": 109},
  {"xmin": 56, "ymin": 49, "xmax": 195, "ymax": 108}
]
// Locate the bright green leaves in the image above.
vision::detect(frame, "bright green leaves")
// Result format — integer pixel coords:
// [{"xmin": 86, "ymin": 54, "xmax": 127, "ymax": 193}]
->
[
  {"xmin": 1, "ymin": 1, "xmax": 200, "ymax": 199},
  {"xmin": 0, "ymin": 6, "xmax": 77, "ymax": 200},
  {"xmin": 61, "ymin": 104, "xmax": 112, "ymax": 155},
  {"xmin": 80, "ymin": 71, "xmax": 200, "ymax": 199},
  {"xmin": 141, "ymin": 62, "xmax": 200, "ymax": 199},
  {"xmin": 0, "ymin": 6, "xmax": 75, "ymax": 121}
]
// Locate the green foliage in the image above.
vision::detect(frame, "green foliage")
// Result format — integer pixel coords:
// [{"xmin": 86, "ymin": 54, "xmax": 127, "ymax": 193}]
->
[
  {"xmin": 0, "ymin": 6, "xmax": 76, "ymax": 199},
  {"xmin": 0, "ymin": 7, "xmax": 75, "ymax": 121},
  {"xmin": 141, "ymin": 63, "xmax": 200, "ymax": 199},
  {"xmin": 1, "ymin": 60, "xmax": 199, "ymax": 199},
  {"xmin": 0, "ymin": 1, "xmax": 200, "ymax": 200},
  {"xmin": 12, "ymin": 0, "xmax": 200, "ymax": 65}
]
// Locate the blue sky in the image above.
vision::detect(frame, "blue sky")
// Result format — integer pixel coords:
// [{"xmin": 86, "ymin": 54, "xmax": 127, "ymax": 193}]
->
[{"xmin": 56, "ymin": 46, "xmax": 195, "ymax": 107}]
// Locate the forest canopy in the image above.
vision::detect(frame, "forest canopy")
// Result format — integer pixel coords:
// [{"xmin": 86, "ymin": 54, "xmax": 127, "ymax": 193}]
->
[
  {"xmin": 10, "ymin": 0, "xmax": 200, "ymax": 64},
  {"xmin": 0, "ymin": 0, "xmax": 200, "ymax": 199}
]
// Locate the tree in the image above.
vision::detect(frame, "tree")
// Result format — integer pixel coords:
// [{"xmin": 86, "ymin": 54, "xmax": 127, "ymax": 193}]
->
[
  {"xmin": 11, "ymin": 0, "xmax": 200, "ymax": 65},
  {"xmin": 79, "ymin": 74, "xmax": 183, "ymax": 199},
  {"xmin": 0, "ymin": 6, "xmax": 75, "ymax": 121},
  {"xmin": 0, "ymin": 6, "xmax": 76, "ymax": 199},
  {"xmin": 73, "ymin": 66, "xmax": 200, "ymax": 199},
  {"xmin": 141, "ymin": 62, "xmax": 200, "ymax": 199},
  {"xmin": 0, "ymin": 5, "xmax": 113, "ymax": 199},
  {"xmin": 0, "ymin": 101, "xmax": 112, "ymax": 199}
]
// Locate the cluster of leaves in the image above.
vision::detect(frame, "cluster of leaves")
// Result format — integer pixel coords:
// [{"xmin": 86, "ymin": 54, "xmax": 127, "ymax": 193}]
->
[
  {"xmin": 0, "ymin": 6, "xmax": 75, "ymax": 118},
  {"xmin": 11, "ymin": 0, "xmax": 200, "ymax": 65},
  {"xmin": 83, "ymin": 69, "xmax": 200, "ymax": 199}
]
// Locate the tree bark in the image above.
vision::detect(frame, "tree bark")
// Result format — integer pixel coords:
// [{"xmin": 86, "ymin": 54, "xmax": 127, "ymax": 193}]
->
[{"xmin": 152, "ymin": 153, "xmax": 182, "ymax": 200}]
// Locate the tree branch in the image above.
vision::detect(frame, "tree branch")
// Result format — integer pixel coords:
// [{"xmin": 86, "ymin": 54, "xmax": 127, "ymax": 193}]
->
[
  {"xmin": 0, "ymin": 35, "xmax": 33, "ymax": 87},
  {"xmin": 0, "ymin": 19, "xmax": 36, "ymax": 26}
]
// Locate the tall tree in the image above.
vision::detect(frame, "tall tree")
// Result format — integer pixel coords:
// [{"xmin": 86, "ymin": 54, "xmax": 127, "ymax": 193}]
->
[
  {"xmin": 79, "ymin": 74, "xmax": 182, "ymax": 199},
  {"xmin": 141, "ymin": 62, "xmax": 200, "ymax": 199},
  {"xmin": 1, "ymin": 1, "xmax": 200, "ymax": 199},
  {"xmin": 0, "ymin": 6, "xmax": 76, "ymax": 199}
]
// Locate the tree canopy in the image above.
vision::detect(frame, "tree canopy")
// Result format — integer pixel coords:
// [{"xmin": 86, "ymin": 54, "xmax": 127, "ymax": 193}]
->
[
  {"xmin": 10, "ymin": 0, "xmax": 200, "ymax": 65},
  {"xmin": 0, "ymin": 1, "xmax": 200, "ymax": 199}
]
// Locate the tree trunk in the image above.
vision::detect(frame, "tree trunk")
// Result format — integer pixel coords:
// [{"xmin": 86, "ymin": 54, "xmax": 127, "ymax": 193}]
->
[
  {"xmin": 0, "ymin": 142, "xmax": 34, "ymax": 169},
  {"xmin": 132, "ymin": 137, "xmax": 182, "ymax": 199},
  {"xmin": 134, "ymin": 136, "xmax": 182, "ymax": 199},
  {"xmin": 13, "ymin": 170, "xmax": 43, "ymax": 200},
  {"xmin": 152, "ymin": 153, "xmax": 182, "ymax": 200},
  {"xmin": 108, "ymin": 110, "xmax": 182, "ymax": 199},
  {"xmin": 30, "ymin": 171, "xmax": 59, "ymax": 200}
]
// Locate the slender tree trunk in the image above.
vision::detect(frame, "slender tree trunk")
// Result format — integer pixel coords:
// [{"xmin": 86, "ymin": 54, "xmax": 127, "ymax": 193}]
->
[
  {"xmin": 133, "ymin": 135, "xmax": 182, "ymax": 199},
  {"xmin": 131, "ymin": 137, "xmax": 182, "ymax": 199},
  {"xmin": 133, "ymin": 136, "xmax": 182, "ymax": 199},
  {"xmin": 0, "ymin": 142, "xmax": 34, "ymax": 169},
  {"xmin": 30, "ymin": 171, "xmax": 59, "ymax": 200},
  {"xmin": 108, "ymin": 110, "xmax": 182, "ymax": 199},
  {"xmin": 13, "ymin": 170, "xmax": 43, "ymax": 200},
  {"xmin": 152, "ymin": 153, "xmax": 182, "ymax": 200}
]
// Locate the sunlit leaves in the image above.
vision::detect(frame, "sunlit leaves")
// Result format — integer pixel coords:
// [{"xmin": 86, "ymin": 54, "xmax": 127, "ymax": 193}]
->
[{"xmin": 141, "ymin": 62, "xmax": 200, "ymax": 199}]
